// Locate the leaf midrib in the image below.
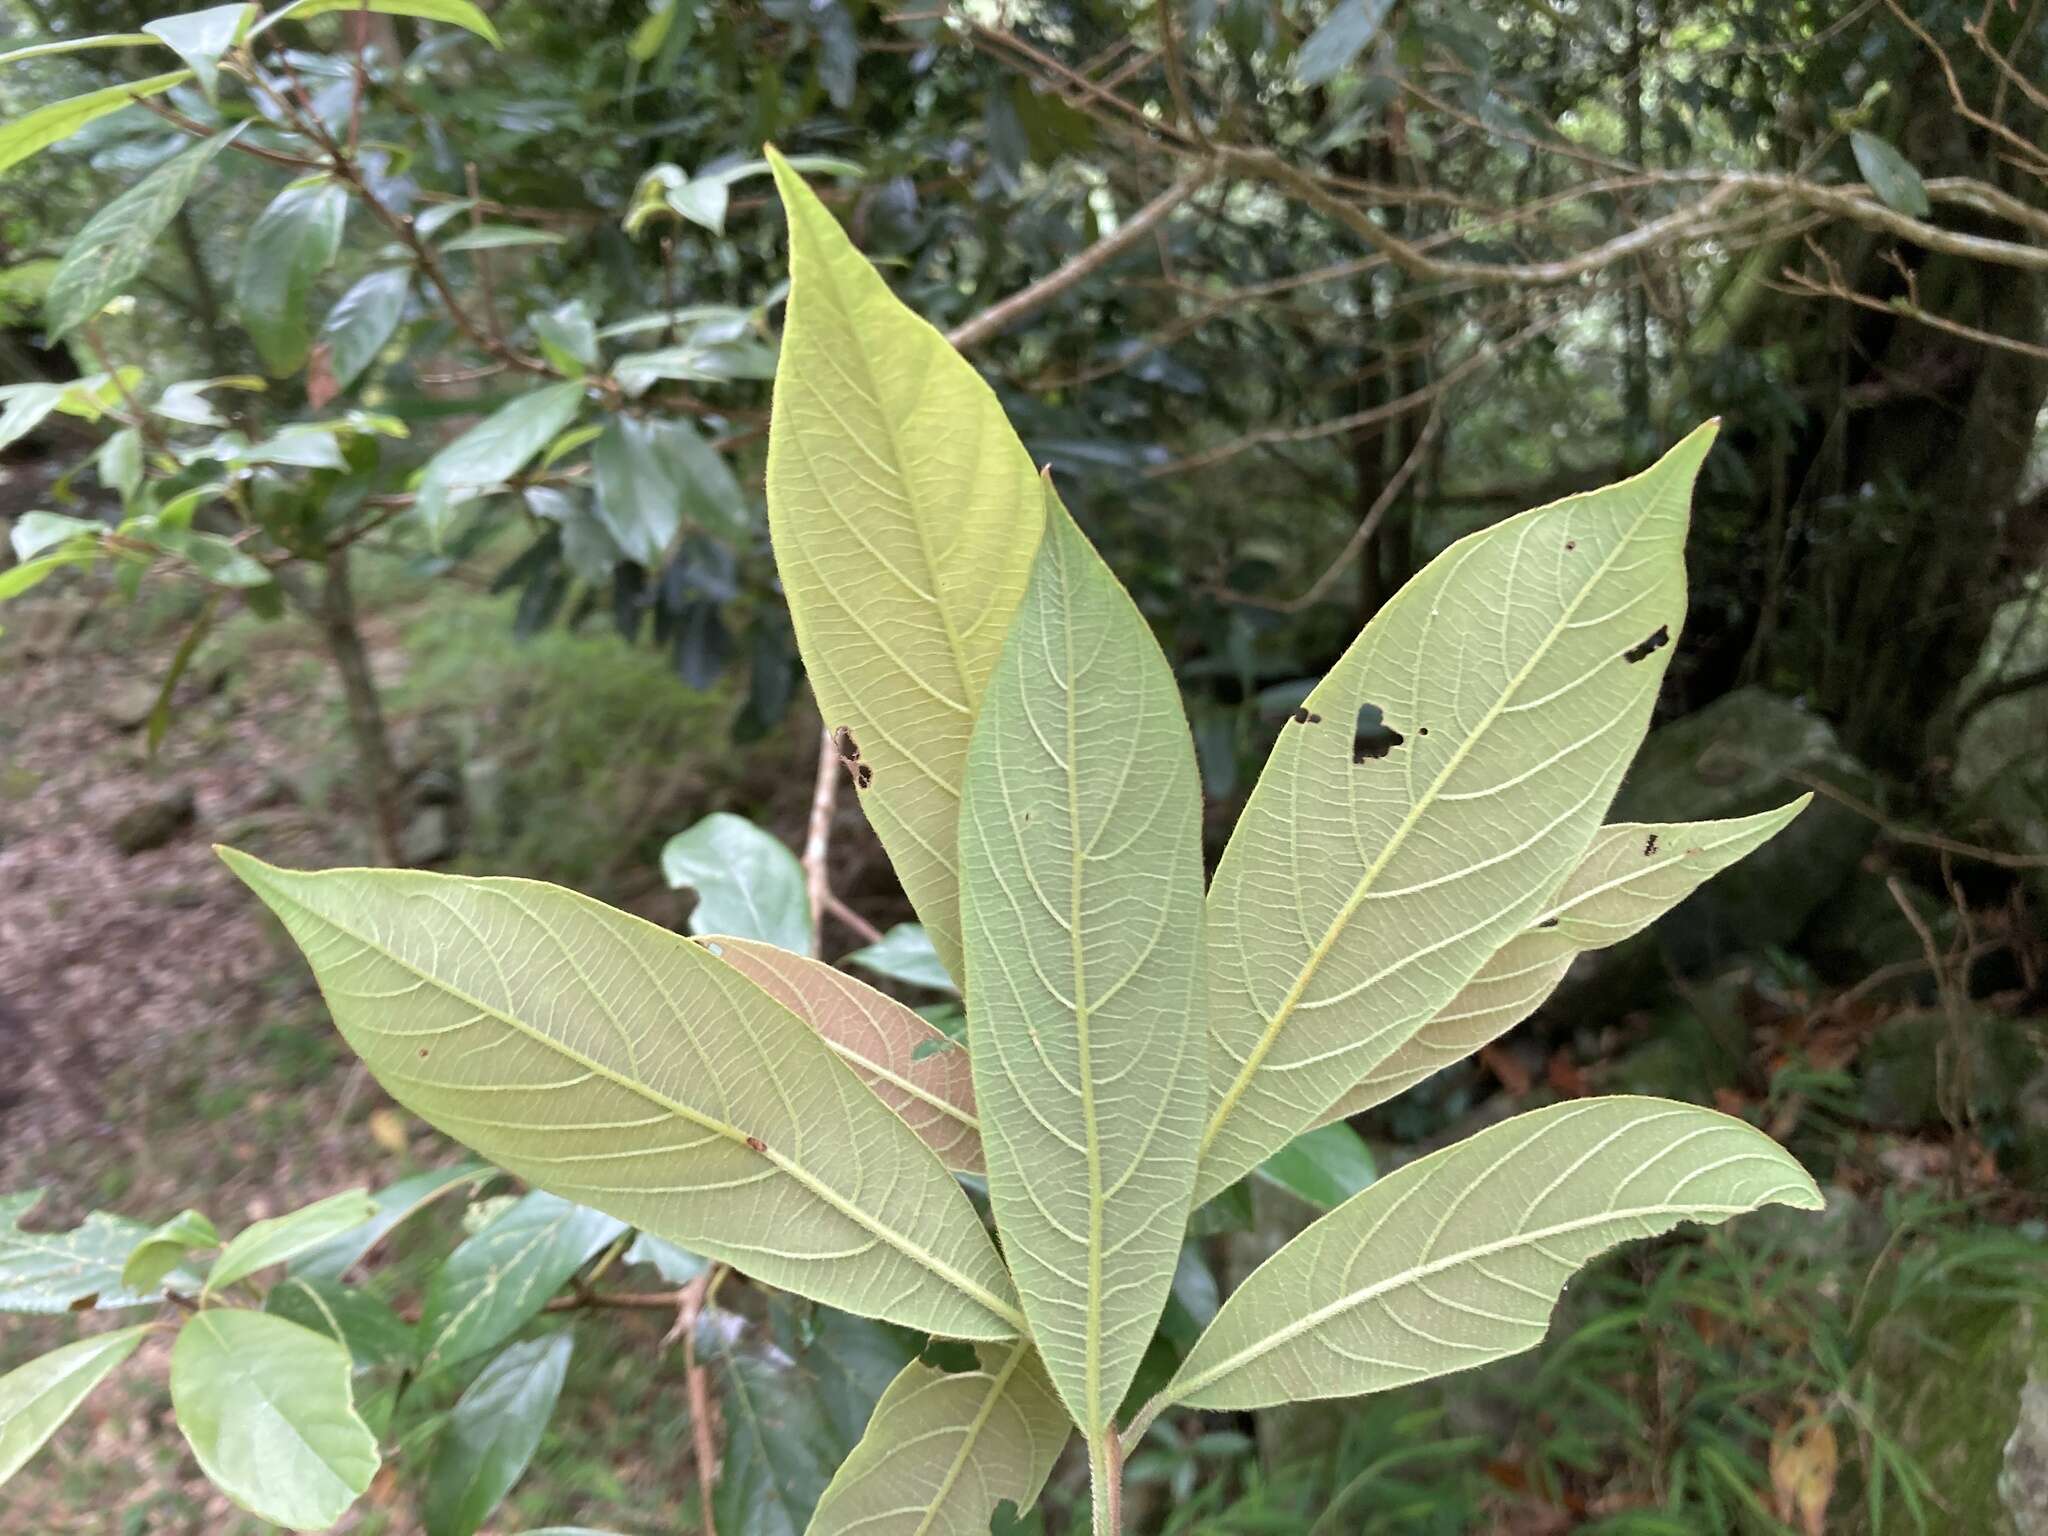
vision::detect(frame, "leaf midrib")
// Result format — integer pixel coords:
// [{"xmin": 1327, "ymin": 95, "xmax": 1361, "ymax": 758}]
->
[
  {"xmin": 909, "ymin": 1342, "xmax": 1032, "ymax": 1536},
  {"xmin": 1170, "ymin": 1195, "xmax": 1787, "ymax": 1404},
  {"xmin": 1201, "ymin": 495, "xmax": 1664, "ymax": 1167},
  {"xmin": 260, "ymin": 881, "xmax": 1025, "ymax": 1335},
  {"xmin": 1054, "ymin": 523, "xmax": 1110, "ymax": 1438}
]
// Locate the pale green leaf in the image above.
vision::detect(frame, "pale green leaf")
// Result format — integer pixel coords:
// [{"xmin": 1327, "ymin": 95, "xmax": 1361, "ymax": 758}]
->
[
  {"xmin": 10, "ymin": 511, "xmax": 99, "ymax": 563},
  {"xmin": 260, "ymin": 0, "xmax": 502, "ymax": 45},
  {"xmin": 701, "ymin": 937, "xmax": 982, "ymax": 1174},
  {"xmin": 45, "ymin": 129, "xmax": 238, "ymax": 339},
  {"xmin": 143, "ymin": 5, "xmax": 256, "ymax": 102},
  {"xmin": 1198, "ymin": 425, "xmax": 1718, "ymax": 1201},
  {"xmin": 1318, "ymin": 799, "xmax": 1810, "ymax": 1123},
  {"xmin": 1164, "ymin": 1097, "xmax": 1819, "ymax": 1413},
  {"xmin": 592, "ymin": 417, "xmax": 689, "ymax": 565},
  {"xmin": 959, "ymin": 493, "xmax": 1208, "ymax": 1433},
  {"xmin": 1253, "ymin": 1122, "xmax": 1375, "ymax": 1211},
  {"xmin": 0, "ymin": 1326, "xmax": 150, "ymax": 1485},
  {"xmin": 316, "ymin": 268, "xmax": 409, "ymax": 400},
  {"xmin": 0, "ymin": 552, "xmax": 94, "ymax": 603},
  {"xmin": 842, "ymin": 922, "xmax": 956, "ymax": 994},
  {"xmin": 424, "ymin": 1333, "xmax": 572, "ymax": 1536},
  {"xmin": 0, "ymin": 72, "xmax": 192, "ymax": 177},
  {"xmin": 207, "ymin": 1189, "xmax": 376, "ymax": 1295},
  {"xmin": 439, "ymin": 223, "xmax": 565, "ymax": 253},
  {"xmin": 234, "ymin": 180, "xmax": 348, "ymax": 376},
  {"xmin": 171, "ymin": 1309, "xmax": 379, "ymax": 1531},
  {"xmin": 613, "ymin": 337, "xmax": 777, "ymax": 394},
  {"xmin": 97, "ymin": 427, "xmax": 143, "ymax": 503},
  {"xmin": 121, "ymin": 1209, "xmax": 217, "ymax": 1293},
  {"xmin": 265, "ymin": 1276, "xmax": 415, "ymax": 1368},
  {"xmin": 146, "ymin": 526, "xmax": 271, "ymax": 587},
  {"xmin": 219, "ymin": 851, "xmax": 1024, "ymax": 1340},
  {"xmin": 806, "ymin": 1342, "xmax": 1069, "ymax": 1536},
  {"xmin": 764, "ymin": 146, "xmax": 1046, "ymax": 985},
  {"xmin": 1295, "ymin": 0, "xmax": 1395, "ymax": 85},
  {"xmin": 661, "ymin": 812, "xmax": 811, "ymax": 952},
  {"xmin": 1850, "ymin": 130, "xmax": 1931, "ymax": 218},
  {"xmin": 625, "ymin": 1232, "xmax": 706, "ymax": 1284},
  {"xmin": 591, "ymin": 412, "xmax": 748, "ymax": 544},
  {"xmin": 294, "ymin": 1161, "xmax": 491, "ymax": 1281},
  {"xmin": 0, "ymin": 385, "xmax": 66, "ymax": 453},
  {"xmin": 414, "ymin": 382, "xmax": 585, "ymax": 540},
  {"xmin": 0, "ymin": 1191, "xmax": 178, "ymax": 1312},
  {"xmin": 530, "ymin": 299, "xmax": 597, "ymax": 376},
  {"xmin": 0, "ymin": 34, "xmax": 157, "ymax": 65},
  {"xmin": 416, "ymin": 1191, "xmax": 622, "ymax": 1375}
]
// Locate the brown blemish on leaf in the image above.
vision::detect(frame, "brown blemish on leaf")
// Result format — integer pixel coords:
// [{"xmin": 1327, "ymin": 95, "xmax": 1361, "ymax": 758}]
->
[
  {"xmin": 1622, "ymin": 625, "xmax": 1671, "ymax": 664},
  {"xmin": 1538, "ymin": 917, "xmax": 1560, "ymax": 929},
  {"xmin": 1565, "ymin": 540, "xmax": 1576, "ymax": 552},
  {"xmin": 745, "ymin": 1135, "xmax": 767, "ymax": 1152}
]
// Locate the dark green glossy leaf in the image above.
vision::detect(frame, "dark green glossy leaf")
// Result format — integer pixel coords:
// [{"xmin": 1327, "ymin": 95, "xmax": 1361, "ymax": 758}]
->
[
  {"xmin": 1253, "ymin": 1122, "xmax": 1377, "ymax": 1211},
  {"xmin": 317, "ymin": 268, "xmax": 410, "ymax": 401},
  {"xmin": 45, "ymin": 130, "xmax": 239, "ymax": 340},
  {"xmin": 235, "ymin": 180, "xmax": 349, "ymax": 376},
  {"xmin": 266, "ymin": 1276, "xmax": 416, "ymax": 1370},
  {"xmin": 424, "ymin": 1332, "xmax": 573, "ymax": 1536},
  {"xmin": 416, "ymin": 1192, "xmax": 623, "ymax": 1376}
]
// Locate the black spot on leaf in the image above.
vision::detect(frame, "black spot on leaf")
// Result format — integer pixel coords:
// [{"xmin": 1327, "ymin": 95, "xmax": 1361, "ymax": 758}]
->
[
  {"xmin": 1565, "ymin": 540, "xmax": 1577, "ymax": 551},
  {"xmin": 1622, "ymin": 625, "xmax": 1671, "ymax": 664},
  {"xmin": 1351, "ymin": 703, "xmax": 1406, "ymax": 763},
  {"xmin": 1538, "ymin": 916, "xmax": 1560, "ymax": 929},
  {"xmin": 1291, "ymin": 706, "xmax": 1323, "ymax": 725},
  {"xmin": 1644, "ymin": 833, "xmax": 1660, "ymax": 856}
]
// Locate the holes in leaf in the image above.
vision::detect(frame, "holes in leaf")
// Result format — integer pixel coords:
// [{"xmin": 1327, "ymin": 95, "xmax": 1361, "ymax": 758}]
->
[
  {"xmin": 832, "ymin": 725, "xmax": 860, "ymax": 764},
  {"xmin": 1622, "ymin": 625, "xmax": 1671, "ymax": 664},
  {"xmin": 1291, "ymin": 706, "xmax": 1323, "ymax": 725},
  {"xmin": 1351, "ymin": 703, "xmax": 1406, "ymax": 763},
  {"xmin": 1644, "ymin": 833, "xmax": 1660, "ymax": 856},
  {"xmin": 854, "ymin": 763, "xmax": 873, "ymax": 790}
]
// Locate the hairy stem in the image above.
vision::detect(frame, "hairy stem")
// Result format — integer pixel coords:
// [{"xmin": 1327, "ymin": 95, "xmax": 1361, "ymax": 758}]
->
[{"xmin": 1089, "ymin": 1431, "xmax": 1124, "ymax": 1536}]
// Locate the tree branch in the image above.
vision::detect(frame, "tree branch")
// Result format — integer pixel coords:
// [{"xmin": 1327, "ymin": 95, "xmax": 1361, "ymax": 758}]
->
[{"xmin": 947, "ymin": 164, "xmax": 1215, "ymax": 351}]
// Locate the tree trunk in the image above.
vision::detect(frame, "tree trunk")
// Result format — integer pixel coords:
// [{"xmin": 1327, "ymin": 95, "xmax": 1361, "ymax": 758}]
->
[{"xmin": 318, "ymin": 547, "xmax": 406, "ymax": 865}]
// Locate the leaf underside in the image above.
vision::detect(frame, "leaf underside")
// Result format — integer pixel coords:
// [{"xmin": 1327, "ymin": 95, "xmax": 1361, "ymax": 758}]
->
[
  {"xmin": 1199, "ymin": 425, "xmax": 1717, "ymax": 1201},
  {"xmin": 219, "ymin": 851, "xmax": 1020, "ymax": 1341},
  {"xmin": 805, "ymin": 1341, "xmax": 1070, "ymax": 1536},
  {"xmin": 764, "ymin": 147, "xmax": 1046, "ymax": 986},
  {"xmin": 1318, "ymin": 798, "xmax": 1809, "ymax": 1122},
  {"xmin": 701, "ymin": 937, "xmax": 983, "ymax": 1174},
  {"xmin": 960, "ymin": 494, "xmax": 1208, "ymax": 1433},
  {"xmin": 1165, "ymin": 1096, "xmax": 1822, "ymax": 1412}
]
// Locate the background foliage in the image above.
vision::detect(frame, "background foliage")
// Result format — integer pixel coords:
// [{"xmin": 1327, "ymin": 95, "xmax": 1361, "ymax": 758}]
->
[{"xmin": 2, "ymin": 0, "xmax": 2045, "ymax": 1531}]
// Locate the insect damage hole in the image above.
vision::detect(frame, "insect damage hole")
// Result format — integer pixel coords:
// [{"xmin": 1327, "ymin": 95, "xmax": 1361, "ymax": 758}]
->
[
  {"xmin": 1351, "ymin": 703, "xmax": 1406, "ymax": 763},
  {"xmin": 1291, "ymin": 706, "xmax": 1323, "ymax": 725},
  {"xmin": 1643, "ymin": 833, "xmax": 1660, "ymax": 856},
  {"xmin": 1622, "ymin": 624, "xmax": 1671, "ymax": 664},
  {"xmin": 854, "ymin": 763, "xmax": 873, "ymax": 790}
]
